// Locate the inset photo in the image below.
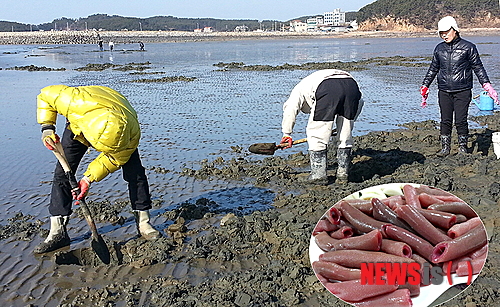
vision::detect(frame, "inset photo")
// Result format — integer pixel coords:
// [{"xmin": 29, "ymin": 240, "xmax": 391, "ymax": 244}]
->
[{"xmin": 309, "ymin": 183, "xmax": 488, "ymax": 307}]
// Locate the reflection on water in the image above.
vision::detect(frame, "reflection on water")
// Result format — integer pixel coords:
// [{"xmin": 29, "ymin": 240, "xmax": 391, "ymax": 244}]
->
[{"xmin": 0, "ymin": 35, "xmax": 499, "ymax": 305}]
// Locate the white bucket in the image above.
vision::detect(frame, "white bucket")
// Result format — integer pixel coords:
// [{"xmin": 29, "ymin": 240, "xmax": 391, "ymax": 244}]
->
[{"xmin": 492, "ymin": 132, "xmax": 500, "ymax": 159}]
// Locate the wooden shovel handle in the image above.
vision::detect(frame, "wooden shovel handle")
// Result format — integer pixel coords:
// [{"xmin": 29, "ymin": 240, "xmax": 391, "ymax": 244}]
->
[
  {"xmin": 45, "ymin": 137, "xmax": 71, "ymax": 173},
  {"xmin": 45, "ymin": 136, "xmax": 111, "ymax": 264},
  {"xmin": 276, "ymin": 138, "xmax": 307, "ymax": 148},
  {"xmin": 45, "ymin": 137, "xmax": 101, "ymax": 238}
]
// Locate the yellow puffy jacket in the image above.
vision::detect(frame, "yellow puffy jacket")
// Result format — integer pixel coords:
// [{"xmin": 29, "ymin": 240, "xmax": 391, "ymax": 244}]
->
[{"xmin": 37, "ymin": 85, "xmax": 141, "ymax": 182}]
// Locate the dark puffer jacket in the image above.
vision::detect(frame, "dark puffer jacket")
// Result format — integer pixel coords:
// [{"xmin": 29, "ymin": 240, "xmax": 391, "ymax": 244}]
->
[{"xmin": 422, "ymin": 36, "xmax": 489, "ymax": 92}]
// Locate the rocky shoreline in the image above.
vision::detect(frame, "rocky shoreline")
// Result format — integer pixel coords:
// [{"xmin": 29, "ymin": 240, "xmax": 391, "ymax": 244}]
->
[{"xmin": 1, "ymin": 28, "xmax": 500, "ymax": 45}]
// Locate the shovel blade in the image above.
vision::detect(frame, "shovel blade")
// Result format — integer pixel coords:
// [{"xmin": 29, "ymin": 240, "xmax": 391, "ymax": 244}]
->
[
  {"xmin": 91, "ymin": 234, "xmax": 111, "ymax": 264},
  {"xmin": 248, "ymin": 142, "xmax": 278, "ymax": 155}
]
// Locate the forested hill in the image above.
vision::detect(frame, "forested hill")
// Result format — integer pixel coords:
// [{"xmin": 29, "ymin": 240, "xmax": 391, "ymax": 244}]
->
[
  {"xmin": 358, "ymin": 0, "xmax": 500, "ymax": 30},
  {"xmin": 0, "ymin": 14, "xmax": 282, "ymax": 32}
]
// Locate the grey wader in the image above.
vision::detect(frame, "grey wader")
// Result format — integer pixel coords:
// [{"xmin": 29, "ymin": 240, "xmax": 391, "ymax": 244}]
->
[
  {"xmin": 336, "ymin": 148, "xmax": 352, "ymax": 184},
  {"xmin": 307, "ymin": 149, "xmax": 328, "ymax": 185}
]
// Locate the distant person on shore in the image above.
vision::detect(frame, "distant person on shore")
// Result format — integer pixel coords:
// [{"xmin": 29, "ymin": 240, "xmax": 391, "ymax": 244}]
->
[
  {"xmin": 139, "ymin": 41, "xmax": 145, "ymax": 51},
  {"xmin": 109, "ymin": 41, "xmax": 114, "ymax": 51},
  {"xmin": 420, "ymin": 16, "xmax": 498, "ymax": 156},
  {"xmin": 98, "ymin": 40, "xmax": 103, "ymax": 51},
  {"xmin": 279, "ymin": 69, "xmax": 364, "ymax": 184},
  {"xmin": 35, "ymin": 85, "xmax": 161, "ymax": 254}
]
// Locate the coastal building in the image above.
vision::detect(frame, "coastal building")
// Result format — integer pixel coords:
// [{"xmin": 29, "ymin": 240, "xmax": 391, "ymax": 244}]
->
[
  {"xmin": 289, "ymin": 20, "xmax": 307, "ymax": 32},
  {"xmin": 349, "ymin": 20, "xmax": 359, "ymax": 30},
  {"xmin": 307, "ymin": 16, "xmax": 324, "ymax": 32},
  {"xmin": 324, "ymin": 8, "xmax": 345, "ymax": 26},
  {"xmin": 300, "ymin": 8, "xmax": 351, "ymax": 32}
]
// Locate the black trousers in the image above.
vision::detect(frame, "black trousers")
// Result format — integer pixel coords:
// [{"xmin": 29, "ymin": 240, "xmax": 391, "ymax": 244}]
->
[
  {"xmin": 49, "ymin": 125, "xmax": 152, "ymax": 216},
  {"xmin": 313, "ymin": 78, "xmax": 362, "ymax": 121},
  {"xmin": 438, "ymin": 89, "xmax": 472, "ymax": 136}
]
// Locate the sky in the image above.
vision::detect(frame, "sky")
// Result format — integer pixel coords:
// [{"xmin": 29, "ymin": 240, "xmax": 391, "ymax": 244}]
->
[{"xmin": 0, "ymin": 0, "xmax": 377, "ymax": 24}]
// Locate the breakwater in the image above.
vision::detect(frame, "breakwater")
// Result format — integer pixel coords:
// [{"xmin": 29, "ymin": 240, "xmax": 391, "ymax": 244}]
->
[
  {"xmin": 2, "ymin": 28, "xmax": 499, "ymax": 45},
  {"xmin": 0, "ymin": 29, "xmax": 439, "ymax": 45},
  {"xmin": 0, "ymin": 30, "xmax": 339, "ymax": 45}
]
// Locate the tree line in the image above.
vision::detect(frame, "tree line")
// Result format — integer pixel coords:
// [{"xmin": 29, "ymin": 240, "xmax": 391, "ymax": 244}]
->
[
  {"xmin": 0, "ymin": 11, "xmax": 360, "ymax": 33},
  {"xmin": 0, "ymin": 14, "xmax": 292, "ymax": 32}
]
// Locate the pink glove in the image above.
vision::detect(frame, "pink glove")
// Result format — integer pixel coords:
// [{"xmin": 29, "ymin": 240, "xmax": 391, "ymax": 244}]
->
[
  {"xmin": 483, "ymin": 83, "xmax": 499, "ymax": 104},
  {"xmin": 420, "ymin": 86, "xmax": 429, "ymax": 108}
]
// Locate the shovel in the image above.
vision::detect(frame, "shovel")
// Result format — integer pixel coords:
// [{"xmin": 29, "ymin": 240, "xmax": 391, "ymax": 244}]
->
[
  {"xmin": 45, "ymin": 136, "xmax": 111, "ymax": 264},
  {"xmin": 248, "ymin": 138, "xmax": 307, "ymax": 155}
]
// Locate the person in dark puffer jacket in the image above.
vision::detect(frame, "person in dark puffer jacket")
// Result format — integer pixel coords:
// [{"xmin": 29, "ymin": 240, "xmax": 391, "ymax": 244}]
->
[{"xmin": 420, "ymin": 16, "xmax": 499, "ymax": 157}]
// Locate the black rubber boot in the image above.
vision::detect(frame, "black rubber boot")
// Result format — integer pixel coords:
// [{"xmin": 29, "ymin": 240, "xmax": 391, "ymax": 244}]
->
[
  {"xmin": 307, "ymin": 149, "xmax": 328, "ymax": 185},
  {"xmin": 336, "ymin": 148, "xmax": 352, "ymax": 184},
  {"xmin": 458, "ymin": 134, "xmax": 469, "ymax": 154},
  {"xmin": 437, "ymin": 135, "xmax": 451, "ymax": 157},
  {"xmin": 34, "ymin": 216, "xmax": 70, "ymax": 254}
]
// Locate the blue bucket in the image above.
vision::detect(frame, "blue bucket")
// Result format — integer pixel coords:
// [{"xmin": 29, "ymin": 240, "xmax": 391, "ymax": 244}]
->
[{"xmin": 474, "ymin": 91, "xmax": 494, "ymax": 111}]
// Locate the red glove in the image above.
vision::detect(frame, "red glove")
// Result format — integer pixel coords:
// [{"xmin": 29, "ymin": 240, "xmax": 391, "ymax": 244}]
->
[
  {"xmin": 72, "ymin": 176, "xmax": 91, "ymax": 200},
  {"xmin": 280, "ymin": 136, "xmax": 293, "ymax": 149},
  {"xmin": 420, "ymin": 86, "xmax": 429, "ymax": 108},
  {"xmin": 42, "ymin": 129, "xmax": 60, "ymax": 150}
]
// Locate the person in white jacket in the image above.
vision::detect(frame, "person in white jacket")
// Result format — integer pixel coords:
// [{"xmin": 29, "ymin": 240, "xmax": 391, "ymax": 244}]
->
[{"xmin": 280, "ymin": 69, "xmax": 364, "ymax": 184}]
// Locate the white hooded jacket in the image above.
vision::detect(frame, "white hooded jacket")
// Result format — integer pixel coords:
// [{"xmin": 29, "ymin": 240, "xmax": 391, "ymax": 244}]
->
[{"xmin": 281, "ymin": 69, "xmax": 354, "ymax": 136}]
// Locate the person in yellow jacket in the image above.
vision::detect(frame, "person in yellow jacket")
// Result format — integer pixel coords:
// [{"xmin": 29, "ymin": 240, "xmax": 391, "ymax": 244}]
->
[{"xmin": 35, "ymin": 85, "xmax": 161, "ymax": 254}]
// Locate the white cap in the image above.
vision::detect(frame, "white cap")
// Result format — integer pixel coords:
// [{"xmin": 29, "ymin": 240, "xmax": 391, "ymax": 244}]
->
[{"xmin": 438, "ymin": 16, "xmax": 459, "ymax": 32}]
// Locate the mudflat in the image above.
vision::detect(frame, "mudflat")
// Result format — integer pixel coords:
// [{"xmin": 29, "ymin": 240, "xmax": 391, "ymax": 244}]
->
[{"xmin": 2, "ymin": 115, "xmax": 499, "ymax": 306}]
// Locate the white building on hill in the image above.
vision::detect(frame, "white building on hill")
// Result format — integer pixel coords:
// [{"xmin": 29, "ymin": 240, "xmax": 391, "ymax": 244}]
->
[
  {"xmin": 290, "ymin": 8, "xmax": 352, "ymax": 32},
  {"xmin": 324, "ymin": 8, "xmax": 346, "ymax": 26}
]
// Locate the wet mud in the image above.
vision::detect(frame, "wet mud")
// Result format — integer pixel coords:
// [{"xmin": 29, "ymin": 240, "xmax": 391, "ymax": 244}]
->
[
  {"xmin": 5, "ymin": 65, "xmax": 66, "ymax": 71},
  {"xmin": 4, "ymin": 114, "xmax": 500, "ymax": 306},
  {"xmin": 130, "ymin": 76, "xmax": 197, "ymax": 83},
  {"xmin": 0, "ymin": 212, "xmax": 43, "ymax": 241},
  {"xmin": 12, "ymin": 61, "xmax": 196, "ymax": 83},
  {"xmin": 3, "ymin": 55, "xmax": 431, "ymax": 75},
  {"xmin": 74, "ymin": 62, "xmax": 151, "ymax": 72},
  {"xmin": 213, "ymin": 56, "xmax": 431, "ymax": 72}
]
